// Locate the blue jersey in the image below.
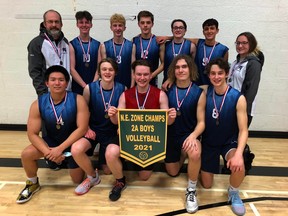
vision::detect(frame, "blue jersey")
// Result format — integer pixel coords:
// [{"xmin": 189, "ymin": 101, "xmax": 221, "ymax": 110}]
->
[
  {"xmin": 104, "ymin": 39, "xmax": 133, "ymax": 88},
  {"xmin": 133, "ymin": 35, "xmax": 160, "ymax": 86},
  {"xmin": 70, "ymin": 37, "xmax": 100, "ymax": 94},
  {"xmin": 202, "ymin": 86, "xmax": 241, "ymax": 146},
  {"xmin": 195, "ymin": 39, "xmax": 229, "ymax": 86},
  {"xmin": 88, "ymin": 80, "xmax": 125, "ymax": 137},
  {"xmin": 38, "ymin": 91, "xmax": 77, "ymax": 145},
  {"xmin": 167, "ymin": 83, "xmax": 202, "ymax": 137},
  {"xmin": 163, "ymin": 39, "xmax": 191, "ymax": 83}
]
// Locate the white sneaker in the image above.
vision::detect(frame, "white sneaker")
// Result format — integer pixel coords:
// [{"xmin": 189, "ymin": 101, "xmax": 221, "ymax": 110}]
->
[
  {"xmin": 185, "ymin": 188, "xmax": 198, "ymax": 213},
  {"xmin": 75, "ymin": 174, "xmax": 101, "ymax": 195}
]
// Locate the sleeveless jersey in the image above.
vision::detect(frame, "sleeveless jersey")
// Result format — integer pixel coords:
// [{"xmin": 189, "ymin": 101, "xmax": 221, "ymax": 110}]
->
[
  {"xmin": 167, "ymin": 83, "xmax": 202, "ymax": 137},
  {"xmin": 133, "ymin": 35, "xmax": 160, "ymax": 86},
  {"xmin": 163, "ymin": 39, "xmax": 191, "ymax": 83},
  {"xmin": 124, "ymin": 85, "xmax": 161, "ymax": 109},
  {"xmin": 70, "ymin": 37, "xmax": 100, "ymax": 94},
  {"xmin": 195, "ymin": 39, "xmax": 229, "ymax": 86},
  {"xmin": 104, "ymin": 38, "xmax": 133, "ymax": 88},
  {"xmin": 38, "ymin": 91, "xmax": 77, "ymax": 144},
  {"xmin": 89, "ymin": 80, "xmax": 125, "ymax": 135},
  {"xmin": 202, "ymin": 86, "xmax": 241, "ymax": 146}
]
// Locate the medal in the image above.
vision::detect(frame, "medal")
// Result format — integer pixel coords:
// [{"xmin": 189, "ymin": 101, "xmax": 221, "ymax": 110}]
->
[
  {"xmin": 100, "ymin": 81, "xmax": 115, "ymax": 119},
  {"xmin": 216, "ymin": 118, "xmax": 219, "ymax": 126},
  {"xmin": 212, "ymin": 86, "xmax": 229, "ymax": 126},
  {"xmin": 113, "ymin": 39, "xmax": 125, "ymax": 65},
  {"xmin": 175, "ymin": 83, "xmax": 192, "ymax": 117},
  {"xmin": 44, "ymin": 33, "xmax": 63, "ymax": 67},
  {"xmin": 78, "ymin": 36, "xmax": 91, "ymax": 67},
  {"xmin": 202, "ymin": 43, "xmax": 216, "ymax": 66},
  {"xmin": 136, "ymin": 85, "xmax": 151, "ymax": 110},
  {"xmin": 50, "ymin": 93, "xmax": 67, "ymax": 130},
  {"xmin": 140, "ymin": 35, "xmax": 153, "ymax": 59},
  {"xmin": 172, "ymin": 40, "xmax": 185, "ymax": 57}
]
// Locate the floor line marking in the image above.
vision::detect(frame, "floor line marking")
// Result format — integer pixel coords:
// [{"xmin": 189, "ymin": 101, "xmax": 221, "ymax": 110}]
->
[
  {"xmin": 1, "ymin": 180, "xmax": 288, "ymax": 195},
  {"xmin": 243, "ymin": 191, "xmax": 261, "ymax": 216}
]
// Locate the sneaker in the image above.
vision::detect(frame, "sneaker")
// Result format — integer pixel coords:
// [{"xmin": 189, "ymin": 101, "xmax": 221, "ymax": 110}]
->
[
  {"xmin": 75, "ymin": 175, "xmax": 101, "ymax": 195},
  {"xmin": 45, "ymin": 158, "xmax": 61, "ymax": 171},
  {"xmin": 185, "ymin": 188, "xmax": 198, "ymax": 213},
  {"xmin": 109, "ymin": 179, "xmax": 126, "ymax": 201},
  {"xmin": 16, "ymin": 178, "xmax": 40, "ymax": 204},
  {"xmin": 228, "ymin": 190, "xmax": 246, "ymax": 216}
]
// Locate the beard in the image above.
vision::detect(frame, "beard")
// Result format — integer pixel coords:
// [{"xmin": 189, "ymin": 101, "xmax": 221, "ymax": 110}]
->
[{"xmin": 47, "ymin": 29, "xmax": 61, "ymax": 39}]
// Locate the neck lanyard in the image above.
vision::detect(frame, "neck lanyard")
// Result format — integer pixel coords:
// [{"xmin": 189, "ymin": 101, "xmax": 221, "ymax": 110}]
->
[
  {"xmin": 212, "ymin": 85, "xmax": 229, "ymax": 125},
  {"xmin": 78, "ymin": 36, "xmax": 91, "ymax": 63},
  {"xmin": 202, "ymin": 43, "xmax": 216, "ymax": 66},
  {"xmin": 172, "ymin": 39, "xmax": 185, "ymax": 57},
  {"xmin": 113, "ymin": 39, "xmax": 125, "ymax": 64},
  {"xmin": 100, "ymin": 81, "xmax": 115, "ymax": 118},
  {"xmin": 135, "ymin": 85, "xmax": 151, "ymax": 109},
  {"xmin": 175, "ymin": 82, "xmax": 192, "ymax": 116},
  {"xmin": 140, "ymin": 34, "xmax": 153, "ymax": 59},
  {"xmin": 44, "ymin": 33, "xmax": 63, "ymax": 65},
  {"xmin": 49, "ymin": 92, "xmax": 67, "ymax": 129}
]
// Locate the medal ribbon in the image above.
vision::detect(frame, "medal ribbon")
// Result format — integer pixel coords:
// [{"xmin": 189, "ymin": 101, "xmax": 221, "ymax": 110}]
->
[
  {"xmin": 100, "ymin": 81, "xmax": 115, "ymax": 112},
  {"xmin": 78, "ymin": 37, "xmax": 91, "ymax": 62},
  {"xmin": 44, "ymin": 33, "xmax": 62, "ymax": 63},
  {"xmin": 113, "ymin": 39, "xmax": 125, "ymax": 61},
  {"xmin": 176, "ymin": 82, "xmax": 192, "ymax": 111},
  {"xmin": 203, "ymin": 43, "xmax": 216, "ymax": 65},
  {"xmin": 172, "ymin": 39, "xmax": 185, "ymax": 56},
  {"xmin": 135, "ymin": 85, "xmax": 151, "ymax": 109},
  {"xmin": 212, "ymin": 85, "xmax": 229, "ymax": 119},
  {"xmin": 49, "ymin": 92, "xmax": 67, "ymax": 125},
  {"xmin": 140, "ymin": 34, "xmax": 153, "ymax": 59}
]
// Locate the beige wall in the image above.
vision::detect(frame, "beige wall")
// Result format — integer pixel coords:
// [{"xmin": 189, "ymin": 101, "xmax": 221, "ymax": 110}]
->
[{"xmin": 0, "ymin": 0, "xmax": 287, "ymax": 131}]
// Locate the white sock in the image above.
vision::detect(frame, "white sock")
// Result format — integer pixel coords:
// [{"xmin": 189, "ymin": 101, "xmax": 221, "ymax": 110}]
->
[
  {"xmin": 188, "ymin": 179, "xmax": 197, "ymax": 190},
  {"xmin": 229, "ymin": 185, "xmax": 239, "ymax": 191},
  {"xmin": 28, "ymin": 176, "xmax": 38, "ymax": 184}
]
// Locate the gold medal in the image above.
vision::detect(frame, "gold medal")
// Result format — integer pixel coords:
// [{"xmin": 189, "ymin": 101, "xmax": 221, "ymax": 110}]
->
[
  {"xmin": 177, "ymin": 110, "xmax": 181, "ymax": 116},
  {"xmin": 56, "ymin": 124, "xmax": 61, "ymax": 129},
  {"xmin": 216, "ymin": 118, "xmax": 219, "ymax": 126},
  {"xmin": 85, "ymin": 62, "xmax": 89, "ymax": 67},
  {"xmin": 104, "ymin": 113, "xmax": 109, "ymax": 119}
]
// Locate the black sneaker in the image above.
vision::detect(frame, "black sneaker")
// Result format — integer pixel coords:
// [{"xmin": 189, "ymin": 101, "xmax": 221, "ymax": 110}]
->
[
  {"xmin": 109, "ymin": 180, "xmax": 126, "ymax": 201},
  {"xmin": 45, "ymin": 158, "xmax": 61, "ymax": 171},
  {"xmin": 16, "ymin": 178, "xmax": 40, "ymax": 204}
]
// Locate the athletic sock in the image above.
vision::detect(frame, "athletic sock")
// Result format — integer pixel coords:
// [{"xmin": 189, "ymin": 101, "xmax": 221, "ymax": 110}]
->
[
  {"xmin": 27, "ymin": 176, "xmax": 38, "ymax": 184},
  {"xmin": 188, "ymin": 179, "xmax": 197, "ymax": 190}
]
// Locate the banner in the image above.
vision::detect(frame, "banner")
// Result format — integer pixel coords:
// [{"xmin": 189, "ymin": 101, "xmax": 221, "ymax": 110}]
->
[{"xmin": 118, "ymin": 109, "xmax": 167, "ymax": 167}]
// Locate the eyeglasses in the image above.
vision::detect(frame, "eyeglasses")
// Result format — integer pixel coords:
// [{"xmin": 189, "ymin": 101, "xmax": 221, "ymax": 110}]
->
[
  {"xmin": 46, "ymin": 20, "xmax": 61, "ymax": 25},
  {"xmin": 235, "ymin": 41, "xmax": 249, "ymax": 46},
  {"xmin": 173, "ymin": 26, "xmax": 185, "ymax": 31}
]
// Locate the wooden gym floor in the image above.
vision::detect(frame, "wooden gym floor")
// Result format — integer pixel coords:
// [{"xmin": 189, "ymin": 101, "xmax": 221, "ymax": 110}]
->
[{"xmin": 0, "ymin": 130, "xmax": 287, "ymax": 215}]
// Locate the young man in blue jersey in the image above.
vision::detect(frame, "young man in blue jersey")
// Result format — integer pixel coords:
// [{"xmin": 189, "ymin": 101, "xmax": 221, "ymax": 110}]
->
[
  {"xmin": 16, "ymin": 66, "xmax": 89, "ymax": 204},
  {"xmin": 100, "ymin": 13, "xmax": 135, "ymax": 88},
  {"xmin": 71, "ymin": 58, "xmax": 126, "ymax": 195},
  {"xmin": 201, "ymin": 58, "xmax": 248, "ymax": 216},
  {"xmin": 162, "ymin": 19, "xmax": 196, "ymax": 86},
  {"xmin": 159, "ymin": 18, "xmax": 228, "ymax": 90},
  {"xmin": 132, "ymin": 10, "xmax": 165, "ymax": 87},
  {"xmin": 70, "ymin": 10, "xmax": 101, "ymax": 95}
]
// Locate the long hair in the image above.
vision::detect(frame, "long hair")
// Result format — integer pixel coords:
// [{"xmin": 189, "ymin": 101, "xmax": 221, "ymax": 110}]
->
[{"xmin": 167, "ymin": 55, "xmax": 198, "ymax": 83}]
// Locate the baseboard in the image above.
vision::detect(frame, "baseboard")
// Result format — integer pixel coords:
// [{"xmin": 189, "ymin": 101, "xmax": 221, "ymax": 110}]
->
[{"xmin": 0, "ymin": 124, "xmax": 287, "ymax": 138}]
